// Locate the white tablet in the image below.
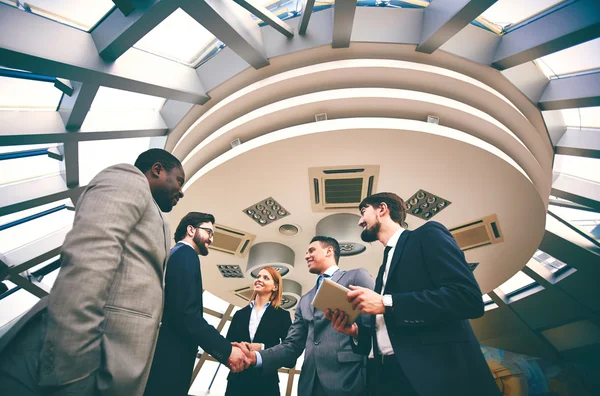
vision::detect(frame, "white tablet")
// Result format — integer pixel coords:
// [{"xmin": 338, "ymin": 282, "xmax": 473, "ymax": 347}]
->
[{"xmin": 312, "ymin": 278, "xmax": 361, "ymax": 325}]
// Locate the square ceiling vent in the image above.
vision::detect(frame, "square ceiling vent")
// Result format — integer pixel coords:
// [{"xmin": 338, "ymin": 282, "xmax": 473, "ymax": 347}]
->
[
  {"xmin": 243, "ymin": 197, "xmax": 290, "ymax": 226},
  {"xmin": 209, "ymin": 224, "xmax": 255, "ymax": 257},
  {"xmin": 309, "ymin": 165, "xmax": 379, "ymax": 212},
  {"xmin": 217, "ymin": 265, "xmax": 244, "ymax": 278},
  {"xmin": 449, "ymin": 214, "xmax": 504, "ymax": 251},
  {"xmin": 406, "ymin": 189, "xmax": 451, "ymax": 220}
]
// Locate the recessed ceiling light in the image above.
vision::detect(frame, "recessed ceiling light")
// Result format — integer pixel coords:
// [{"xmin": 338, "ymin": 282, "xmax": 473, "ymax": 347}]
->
[
  {"xmin": 243, "ymin": 197, "xmax": 291, "ymax": 226},
  {"xmin": 279, "ymin": 224, "xmax": 299, "ymax": 236},
  {"xmin": 407, "ymin": 189, "xmax": 451, "ymax": 220}
]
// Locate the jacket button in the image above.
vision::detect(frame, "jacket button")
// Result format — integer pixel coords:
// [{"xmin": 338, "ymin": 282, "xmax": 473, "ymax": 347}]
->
[{"xmin": 314, "ymin": 341, "xmax": 320, "ymax": 345}]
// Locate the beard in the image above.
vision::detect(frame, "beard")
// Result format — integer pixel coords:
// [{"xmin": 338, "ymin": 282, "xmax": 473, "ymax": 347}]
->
[
  {"xmin": 360, "ymin": 221, "xmax": 380, "ymax": 242},
  {"xmin": 193, "ymin": 231, "xmax": 210, "ymax": 256}
]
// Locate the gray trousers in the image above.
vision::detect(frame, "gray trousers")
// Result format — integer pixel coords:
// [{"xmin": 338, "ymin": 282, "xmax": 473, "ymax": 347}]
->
[{"xmin": 0, "ymin": 310, "xmax": 97, "ymax": 396}]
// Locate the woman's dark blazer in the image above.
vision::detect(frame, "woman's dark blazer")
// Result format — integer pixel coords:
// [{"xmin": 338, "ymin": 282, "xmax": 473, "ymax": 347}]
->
[{"xmin": 225, "ymin": 303, "xmax": 292, "ymax": 396}]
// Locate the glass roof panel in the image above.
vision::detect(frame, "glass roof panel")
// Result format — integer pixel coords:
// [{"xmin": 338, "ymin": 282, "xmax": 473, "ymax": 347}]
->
[
  {"xmin": 531, "ymin": 249, "xmax": 570, "ymax": 273},
  {"xmin": 554, "ymin": 155, "xmax": 600, "ymax": 184},
  {"xmin": 548, "ymin": 205, "xmax": 600, "ymax": 241},
  {"xmin": 0, "ymin": 288, "xmax": 39, "ymax": 328},
  {"xmin": 497, "ymin": 271, "xmax": 537, "ymax": 296},
  {"xmin": 189, "ymin": 360, "xmax": 222, "ymax": 395},
  {"xmin": 0, "ymin": 206, "xmax": 73, "ymax": 255},
  {"xmin": 134, "ymin": 8, "xmax": 218, "ymax": 66},
  {"xmin": 0, "ymin": 144, "xmax": 62, "ymax": 186},
  {"xmin": 560, "ymin": 106, "xmax": 600, "ymax": 129},
  {"xmin": 7, "ymin": 0, "xmax": 115, "ymax": 32},
  {"xmin": 90, "ymin": 87, "xmax": 165, "ymax": 111},
  {"xmin": 480, "ymin": 0, "xmax": 565, "ymax": 29},
  {"xmin": 537, "ymin": 38, "xmax": 600, "ymax": 78},
  {"xmin": 483, "ymin": 293, "xmax": 492, "ymax": 303},
  {"xmin": 202, "ymin": 290, "xmax": 230, "ymax": 314},
  {"xmin": 0, "ymin": 76, "xmax": 62, "ymax": 111},
  {"xmin": 78, "ymin": 137, "xmax": 152, "ymax": 185}
]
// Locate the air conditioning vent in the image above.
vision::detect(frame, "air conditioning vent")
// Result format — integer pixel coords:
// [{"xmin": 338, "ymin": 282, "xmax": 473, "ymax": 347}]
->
[
  {"xmin": 449, "ymin": 214, "xmax": 504, "ymax": 251},
  {"xmin": 309, "ymin": 165, "xmax": 379, "ymax": 212},
  {"xmin": 209, "ymin": 225, "xmax": 256, "ymax": 257}
]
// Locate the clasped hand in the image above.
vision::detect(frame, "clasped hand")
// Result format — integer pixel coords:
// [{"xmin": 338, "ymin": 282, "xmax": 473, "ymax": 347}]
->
[{"xmin": 226, "ymin": 342, "xmax": 257, "ymax": 373}]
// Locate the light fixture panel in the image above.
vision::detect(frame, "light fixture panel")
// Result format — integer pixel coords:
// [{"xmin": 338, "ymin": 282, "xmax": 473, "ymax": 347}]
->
[
  {"xmin": 243, "ymin": 197, "xmax": 290, "ymax": 226},
  {"xmin": 217, "ymin": 264, "xmax": 244, "ymax": 278},
  {"xmin": 406, "ymin": 189, "xmax": 451, "ymax": 220}
]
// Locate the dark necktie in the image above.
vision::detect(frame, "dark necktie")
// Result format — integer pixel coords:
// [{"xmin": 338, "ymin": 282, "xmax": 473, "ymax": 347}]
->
[{"xmin": 374, "ymin": 246, "xmax": 392, "ymax": 294}]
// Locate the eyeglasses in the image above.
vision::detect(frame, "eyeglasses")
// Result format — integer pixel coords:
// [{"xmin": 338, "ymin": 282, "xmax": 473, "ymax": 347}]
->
[{"xmin": 195, "ymin": 226, "xmax": 214, "ymax": 238}]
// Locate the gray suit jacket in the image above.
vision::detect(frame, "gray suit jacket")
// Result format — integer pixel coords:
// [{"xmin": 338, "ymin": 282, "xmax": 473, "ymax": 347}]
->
[
  {"xmin": 38, "ymin": 164, "xmax": 171, "ymax": 396},
  {"xmin": 260, "ymin": 268, "xmax": 374, "ymax": 396}
]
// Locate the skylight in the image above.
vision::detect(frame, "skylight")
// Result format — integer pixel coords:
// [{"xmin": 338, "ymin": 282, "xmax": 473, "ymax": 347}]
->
[
  {"xmin": 497, "ymin": 271, "xmax": 538, "ymax": 296},
  {"xmin": 536, "ymin": 38, "xmax": 600, "ymax": 79},
  {"xmin": 554, "ymin": 155, "xmax": 600, "ymax": 184},
  {"xmin": 560, "ymin": 106, "xmax": 600, "ymax": 129},
  {"xmin": 133, "ymin": 8, "xmax": 219, "ymax": 66},
  {"xmin": 479, "ymin": 0, "xmax": 565, "ymax": 31},
  {"xmin": 5, "ymin": 0, "xmax": 115, "ymax": 31},
  {"xmin": 90, "ymin": 87, "xmax": 166, "ymax": 111},
  {"xmin": 0, "ymin": 76, "xmax": 62, "ymax": 111}
]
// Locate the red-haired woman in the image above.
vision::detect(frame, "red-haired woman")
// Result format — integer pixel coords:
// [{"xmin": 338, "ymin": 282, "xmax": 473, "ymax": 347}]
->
[{"xmin": 225, "ymin": 267, "xmax": 292, "ymax": 396}]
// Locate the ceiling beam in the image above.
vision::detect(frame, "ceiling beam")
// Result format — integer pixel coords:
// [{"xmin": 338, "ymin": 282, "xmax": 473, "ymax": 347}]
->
[
  {"xmin": 417, "ymin": 0, "xmax": 498, "ymax": 54},
  {"xmin": 233, "ymin": 0, "xmax": 294, "ymax": 38},
  {"xmin": 180, "ymin": 0, "xmax": 269, "ymax": 69},
  {"xmin": 0, "ymin": 5, "xmax": 208, "ymax": 104},
  {"xmin": 0, "ymin": 175, "xmax": 84, "ymax": 217},
  {"xmin": 112, "ymin": 0, "xmax": 138, "ymax": 16},
  {"xmin": 332, "ymin": 0, "xmax": 358, "ymax": 49},
  {"xmin": 58, "ymin": 82, "xmax": 100, "ymax": 131},
  {"xmin": 92, "ymin": 0, "xmax": 178, "ymax": 62},
  {"xmin": 492, "ymin": 0, "xmax": 600, "ymax": 70},
  {"xmin": 538, "ymin": 72, "xmax": 600, "ymax": 111},
  {"xmin": 58, "ymin": 142, "xmax": 80, "ymax": 188},
  {"xmin": 555, "ymin": 128, "xmax": 600, "ymax": 159},
  {"xmin": 0, "ymin": 111, "xmax": 168, "ymax": 146},
  {"xmin": 552, "ymin": 172, "xmax": 600, "ymax": 211},
  {"xmin": 297, "ymin": 0, "xmax": 316, "ymax": 35}
]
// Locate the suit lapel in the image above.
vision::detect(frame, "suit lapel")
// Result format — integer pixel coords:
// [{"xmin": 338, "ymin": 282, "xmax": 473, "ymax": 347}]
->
[
  {"xmin": 253, "ymin": 304, "xmax": 273, "ymax": 342},
  {"xmin": 385, "ymin": 230, "xmax": 411, "ymax": 285},
  {"xmin": 239, "ymin": 306, "xmax": 252, "ymax": 341}
]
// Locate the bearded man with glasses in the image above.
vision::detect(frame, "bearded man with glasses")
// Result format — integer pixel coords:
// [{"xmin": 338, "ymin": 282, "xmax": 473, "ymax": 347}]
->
[{"xmin": 144, "ymin": 212, "xmax": 250, "ymax": 396}]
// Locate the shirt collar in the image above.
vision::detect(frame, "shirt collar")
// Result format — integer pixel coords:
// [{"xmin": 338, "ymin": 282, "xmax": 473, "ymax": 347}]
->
[
  {"xmin": 179, "ymin": 240, "xmax": 197, "ymax": 251},
  {"xmin": 250, "ymin": 300, "xmax": 271, "ymax": 309},
  {"xmin": 323, "ymin": 265, "xmax": 340, "ymax": 277},
  {"xmin": 386, "ymin": 227, "xmax": 405, "ymax": 249}
]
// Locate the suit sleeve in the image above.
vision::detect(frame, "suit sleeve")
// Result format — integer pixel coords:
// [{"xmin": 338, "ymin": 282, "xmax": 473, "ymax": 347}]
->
[
  {"xmin": 44, "ymin": 166, "xmax": 151, "ymax": 383},
  {"xmin": 259, "ymin": 300, "xmax": 307, "ymax": 372},
  {"xmin": 387, "ymin": 222, "xmax": 485, "ymax": 327},
  {"xmin": 350, "ymin": 269, "xmax": 375, "ymax": 354},
  {"xmin": 168, "ymin": 248, "xmax": 232, "ymax": 364}
]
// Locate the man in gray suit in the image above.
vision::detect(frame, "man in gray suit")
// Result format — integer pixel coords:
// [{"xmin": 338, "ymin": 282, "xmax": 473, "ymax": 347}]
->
[
  {"xmin": 241, "ymin": 236, "xmax": 374, "ymax": 396},
  {"xmin": 0, "ymin": 149, "xmax": 185, "ymax": 396}
]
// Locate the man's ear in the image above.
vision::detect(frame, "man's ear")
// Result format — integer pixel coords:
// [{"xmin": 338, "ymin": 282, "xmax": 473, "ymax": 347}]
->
[
  {"xmin": 151, "ymin": 162, "xmax": 163, "ymax": 178},
  {"xmin": 378, "ymin": 202, "xmax": 389, "ymax": 217}
]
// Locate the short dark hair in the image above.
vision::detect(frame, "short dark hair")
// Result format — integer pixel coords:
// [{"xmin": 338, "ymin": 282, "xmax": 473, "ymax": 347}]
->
[
  {"xmin": 174, "ymin": 212, "xmax": 215, "ymax": 242},
  {"xmin": 359, "ymin": 192, "xmax": 407, "ymax": 226},
  {"xmin": 310, "ymin": 236, "xmax": 340, "ymax": 264},
  {"xmin": 134, "ymin": 149, "xmax": 182, "ymax": 174}
]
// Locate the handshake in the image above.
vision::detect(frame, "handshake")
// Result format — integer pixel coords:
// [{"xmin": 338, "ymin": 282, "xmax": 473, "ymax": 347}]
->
[{"xmin": 226, "ymin": 342, "xmax": 260, "ymax": 373}]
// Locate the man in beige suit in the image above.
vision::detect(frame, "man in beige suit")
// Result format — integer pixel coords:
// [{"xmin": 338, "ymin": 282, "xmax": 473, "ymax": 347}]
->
[{"xmin": 0, "ymin": 149, "xmax": 185, "ymax": 396}]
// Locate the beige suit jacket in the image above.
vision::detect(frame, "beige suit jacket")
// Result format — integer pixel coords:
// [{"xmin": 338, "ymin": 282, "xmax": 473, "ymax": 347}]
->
[{"xmin": 39, "ymin": 163, "xmax": 171, "ymax": 396}]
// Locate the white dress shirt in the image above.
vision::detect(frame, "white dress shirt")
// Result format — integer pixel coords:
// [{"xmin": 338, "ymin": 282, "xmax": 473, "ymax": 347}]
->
[
  {"xmin": 248, "ymin": 300, "xmax": 271, "ymax": 342},
  {"xmin": 371, "ymin": 227, "xmax": 404, "ymax": 357}
]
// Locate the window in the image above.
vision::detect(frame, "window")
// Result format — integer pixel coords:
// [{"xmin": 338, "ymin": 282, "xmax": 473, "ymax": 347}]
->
[
  {"xmin": 0, "ymin": 144, "xmax": 63, "ymax": 186},
  {"xmin": 496, "ymin": 271, "xmax": 541, "ymax": 299},
  {"xmin": 0, "ymin": 287, "xmax": 39, "ymax": 328},
  {"xmin": 78, "ymin": 137, "xmax": 152, "ymax": 185},
  {"xmin": 553, "ymin": 155, "xmax": 600, "ymax": 184},
  {"xmin": 0, "ymin": 76, "xmax": 62, "ymax": 111},
  {"xmin": 536, "ymin": 38, "xmax": 600, "ymax": 79},
  {"xmin": 479, "ymin": 0, "xmax": 566, "ymax": 32},
  {"xmin": 560, "ymin": 106, "xmax": 600, "ymax": 129},
  {"xmin": 202, "ymin": 290, "xmax": 231, "ymax": 314},
  {"xmin": 531, "ymin": 249, "xmax": 570, "ymax": 273},
  {"xmin": 90, "ymin": 87, "xmax": 165, "ymax": 111},
  {"xmin": 133, "ymin": 8, "xmax": 220, "ymax": 67},
  {"xmin": 6, "ymin": 0, "xmax": 115, "ymax": 31},
  {"xmin": 0, "ymin": 200, "xmax": 73, "ymax": 256},
  {"xmin": 548, "ymin": 205, "xmax": 600, "ymax": 241}
]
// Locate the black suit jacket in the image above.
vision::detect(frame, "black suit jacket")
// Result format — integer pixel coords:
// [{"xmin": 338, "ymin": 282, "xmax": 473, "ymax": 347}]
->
[
  {"xmin": 144, "ymin": 243, "xmax": 232, "ymax": 396},
  {"xmin": 225, "ymin": 304, "xmax": 292, "ymax": 395},
  {"xmin": 354, "ymin": 221, "xmax": 500, "ymax": 396}
]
